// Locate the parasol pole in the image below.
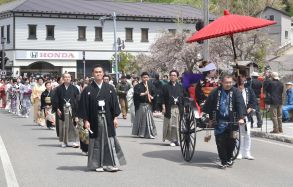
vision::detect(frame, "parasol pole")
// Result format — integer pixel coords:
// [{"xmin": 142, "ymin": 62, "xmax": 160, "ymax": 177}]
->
[{"xmin": 230, "ymin": 35, "xmax": 240, "ymax": 84}]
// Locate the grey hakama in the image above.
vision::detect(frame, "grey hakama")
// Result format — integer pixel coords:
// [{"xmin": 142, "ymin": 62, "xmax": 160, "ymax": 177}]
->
[
  {"xmin": 88, "ymin": 113, "xmax": 126, "ymax": 170},
  {"xmin": 132, "ymin": 103, "xmax": 157, "ymax": 138},
  {"xmin": 163, "ymin": 105, "xmax": 180, "ymax": 142},
  {"xmin": 59, "ymin": 105, "xmax": 79, "ymax": 145}
]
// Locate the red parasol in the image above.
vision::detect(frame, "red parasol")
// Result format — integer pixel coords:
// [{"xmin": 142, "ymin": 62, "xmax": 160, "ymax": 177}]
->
[{"xmin": 187, "ymin": 10, "xmax": 277, "ymax": 61}]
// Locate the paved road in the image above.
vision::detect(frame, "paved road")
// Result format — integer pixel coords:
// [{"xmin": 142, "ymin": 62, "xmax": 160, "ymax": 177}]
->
[{"xmin": 0, "ymin": 109, "xmax": 293, "ymax": 187}]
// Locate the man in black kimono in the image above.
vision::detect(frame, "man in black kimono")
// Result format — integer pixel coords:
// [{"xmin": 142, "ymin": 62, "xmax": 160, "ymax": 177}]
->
[
  {"xmin": 78, "ymin": 65, "xmax": 126, "ymax": 172},
  {"xmin": 162, "ymin": 70, "xmax": 184, "ymax": 146},
  {"xmin": 202, "ymin": 74, "xmax": 246, "ymax": 169},
  {"xmin": 52, "ymin": 73, "xmax": 80, "ymax": 148},
  {"xmin": 132, "ymin": 72, "xmax": 157, "ymax": 139}
]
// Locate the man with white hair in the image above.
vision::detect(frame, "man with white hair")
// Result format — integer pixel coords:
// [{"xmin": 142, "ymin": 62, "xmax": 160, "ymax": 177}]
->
[{"xmin": 282, "ymin": 82, "xmax": 293, "ymax": 123}]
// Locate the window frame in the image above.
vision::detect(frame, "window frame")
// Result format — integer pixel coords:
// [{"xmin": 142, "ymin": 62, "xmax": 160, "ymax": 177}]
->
[
  {"xmin": 78, "ymin": 26, "xmax": 87, "ymax": 41},
  {"xmin": 125, "ymin": 28, "xmax": 133, "ymax": 42},
  {"xmin": 95, "ymin": 27, "xmax": 103, "ymax": 41},
  {"xmin": 46, "ymin": 25, "xmax": 55, "ymax": 40},
  {"xmin": 168, "ymin": 29, "xmax": 176, "ymax": 35},
  {"xmin": 6, "ymin": 25, "xmax": 10, "ymax": 43},
  {"xmin": 269, "ymin": 15, "xmax": 275, "ymax": 21},
  {"xmin": 28, "ymin": 24, "xmax": 37, "ymax": 40},
  {"xmin": 141, "ymin": 28, "xmax": 149, "ymax": 43},
  {"xmin": 285, "ymin": 30, "xmax": 289, "ymax": 39},
  {"xmin": 1, "ymin": 26, "xmax": 4, "ymax": 39}
]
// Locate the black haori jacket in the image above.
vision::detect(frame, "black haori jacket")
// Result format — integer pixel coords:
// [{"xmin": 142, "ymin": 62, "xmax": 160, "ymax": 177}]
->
[
  {"xmin": 202, "ymin": 86, "xmax": 246, "ymax": 123},
  {"xmin": 77, "ymin": 82, "xmax": 121, "ymax": 138},
  {"xmin": 162, "ymin": 81, "xmax": 184, "ymax": 119},
  {"xmin": 133, "ymin": 81, "xmax": 156, "ymax": 112},
  {"xmin": 52, "ymin": 84, "xmax": 79, "ymax": 121}
]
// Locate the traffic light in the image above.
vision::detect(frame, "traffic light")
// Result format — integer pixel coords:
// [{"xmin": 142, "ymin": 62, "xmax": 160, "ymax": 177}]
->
[
  {"xmin": 117, "ymin": 37, "xmax": 125, "ymax": 51},
  {"xmin": 195, "ymin": 20, "xmax": 204, "ymax": 44},
  {"xmin": 195, "ymin": 20, "xmax": 204, "ymax": 31},
  {"xmin": 0, "ymin": 50, "xmax": 8, "ymax": 70}
]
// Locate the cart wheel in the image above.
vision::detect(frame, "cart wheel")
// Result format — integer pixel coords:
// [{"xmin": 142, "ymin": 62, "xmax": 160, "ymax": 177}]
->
[
  {"xmin": 231, "ymin": 126, "xmax": 241, "ymax": 161},
  {"xmin": 179, "ymin": 104, "xmax": 196, "ymax": 162}
]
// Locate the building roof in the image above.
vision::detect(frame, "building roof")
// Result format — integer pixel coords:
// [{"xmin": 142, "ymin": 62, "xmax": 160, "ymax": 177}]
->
[
  {"xmin": 259, "ymin": 6, "xmax": 291, "ymax": 18},
  {"xmin": 0, "ymin": 0, "xmax": 216, "ymax": 20},
  {"xmin": 231, "ymin": 61, "xmax": 258, "ymax": 67}
]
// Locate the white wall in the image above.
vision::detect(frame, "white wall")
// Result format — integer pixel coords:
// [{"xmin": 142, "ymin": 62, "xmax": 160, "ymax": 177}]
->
[
  {"xmin": 15, "ymin": 17, "xmax": 195, "ymax": 52},
  {"xmin": 281, "ymin": 14, "xmax": 292, "ymax": 46},
  {"xmin": 259, "ymin": 8, "xmax": 282, "ymax": 46}
]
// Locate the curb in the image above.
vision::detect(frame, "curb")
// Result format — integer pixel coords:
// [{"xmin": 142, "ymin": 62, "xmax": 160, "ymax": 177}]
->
[{"xmin": 251, "ymin": 130, "xmax": 293, "ymax": 144}]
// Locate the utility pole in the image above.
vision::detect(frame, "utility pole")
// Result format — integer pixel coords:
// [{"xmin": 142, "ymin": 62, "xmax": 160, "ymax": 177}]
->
[
  {"xmin": 113, "ymin": 12, "xmax": 119, "ymax": 82},
  {"xmin": 1, "ymin": 37, "xmax": 6, "ymax": 71},
  {"xmin": 99, "ymin": 12, "xmax": 119, "ymax": 82},
  {"xmin": 82, "ymin": 50, "xmax": 85, "ymax": 79},
  {"xmin": 203, "ymin": 0, "xmax": 209, "ymax": 61}
]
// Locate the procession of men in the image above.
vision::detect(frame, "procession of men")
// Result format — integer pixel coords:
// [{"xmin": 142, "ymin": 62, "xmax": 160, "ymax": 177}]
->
[{"xmin": 0, "ymin": 62, "xmax": 292, "ymax": 172}]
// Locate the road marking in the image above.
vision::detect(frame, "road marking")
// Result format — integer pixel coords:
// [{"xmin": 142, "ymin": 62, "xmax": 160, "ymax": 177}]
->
[
  {"xmin": 0, "ymin": 136, "xmax": 19, "ymax": 187},
  {"xmin": 252, "ymin": 137, "xmax": 293, "ymax": 149}
]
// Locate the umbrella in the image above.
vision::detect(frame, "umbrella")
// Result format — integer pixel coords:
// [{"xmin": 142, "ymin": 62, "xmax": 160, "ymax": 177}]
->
[{"xmin": 187, "ymin": 10, "xmax": 277, "ymax": 61}]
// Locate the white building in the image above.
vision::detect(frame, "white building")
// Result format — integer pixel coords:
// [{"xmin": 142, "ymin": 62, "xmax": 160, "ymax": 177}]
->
[
  {"xmin": 258, "ymin": 6, "xmax": 292, "ymax": 48},
  {"xmin": 0, "ymin": 0, "xmax": 214, "ymax": 78}
]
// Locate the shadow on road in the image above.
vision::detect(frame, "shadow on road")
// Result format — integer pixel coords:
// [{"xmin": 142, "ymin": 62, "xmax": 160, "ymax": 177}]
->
[
  {"xmin": 57, "ymin": 152, "xmax": 84, "ymax": 156},
  {"xmin": 38, "ymin": 137, "xmax": 59, "ymax": 140},
  {"xmin": 143, "ymin": 149, "xmax": 218, "ymax": 168},
  {"xmin": 31, "ymin": 128, "xmax": 49, "ymax": 130},
  {"xmin": 117, "ymin": 135, "xmax": 141, "ymax": 138},
  {"xmin": 22, "ymin": 124, "xmax": 37, "ymax": 127},
  {"xmin": 140, "ymin": 142, "xmax": 170, "ymax": 146},
  {"xmin": 38, "ymin": 144, "xmax": 60, "ymax": 147},
  {"xmin": 56, "ymin": 166, "xmax": 88, "ymax": 172}
]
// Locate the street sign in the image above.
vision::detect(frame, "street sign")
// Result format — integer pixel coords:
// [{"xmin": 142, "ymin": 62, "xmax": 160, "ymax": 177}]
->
[{"xmin": 0, "ymin": 70, "xmax": 6, "ymax": 75}]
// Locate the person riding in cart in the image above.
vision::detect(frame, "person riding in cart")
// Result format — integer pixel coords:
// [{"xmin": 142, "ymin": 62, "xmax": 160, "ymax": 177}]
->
[{"xmin": 195, "ymin": 62, "xmax": 219, "ymax": 107}]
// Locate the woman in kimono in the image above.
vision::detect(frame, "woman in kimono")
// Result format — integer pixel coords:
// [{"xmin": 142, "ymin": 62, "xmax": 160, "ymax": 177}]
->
[
  {"xmin": 31, "ymin": 77, "xmax": 45, "ymax": 126},
  {"xmin": 78, "ymin": 81, "xmax": 89, "ymax": 155},
  {"xmin": 0, "ymin": 79, "xmax": 6, "ymax": 109},
  {"xmin": 127, "ymin": 79, "xmax": 139, "ymax": 126},
  {"xmin": 19, "ymin": 78, "xmax": 32, "ymax": 118},
  {"xmin": 41, "ymin": 81, "xmax": 55, "ymax": 130},
  {"xmin": 196, "ymin": 62, "xmax": 218, "ymax": 106},
  {"xmin": 5, "ymin": 79, "xmax": 12, "ymax": 112},
  {"xmin": 78, "ymin": 65, "xmax": 126, "ymax": 172},
  {"xmin": 9, "ymin": 79, "xmax": 19, "ymax": 115},
  {"xmin": 132, "ymin": 72, "xmax": 157, "ymax": 139}
]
